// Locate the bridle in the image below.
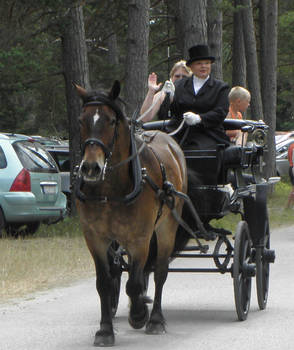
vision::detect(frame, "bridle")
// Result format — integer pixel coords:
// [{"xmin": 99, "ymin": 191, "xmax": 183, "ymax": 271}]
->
[
  {"xmin": 76, "ymin": 95, "xmax": 145, "ymax": 204},
  {"xmin": 80, "ymin": 94, "xmax": 122, "ymax": 169}
]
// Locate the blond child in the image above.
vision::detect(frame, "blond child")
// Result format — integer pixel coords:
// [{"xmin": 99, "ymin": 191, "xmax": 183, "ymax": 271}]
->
[{"xmin": 226, "ymin": 86, "xmax": 251, "ymax": 145}]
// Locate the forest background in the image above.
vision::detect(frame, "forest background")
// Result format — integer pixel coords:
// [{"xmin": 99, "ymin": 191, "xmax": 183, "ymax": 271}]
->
[{"xmin": 0, "ymin": 0, "xmax": 292, "ymax": 180}]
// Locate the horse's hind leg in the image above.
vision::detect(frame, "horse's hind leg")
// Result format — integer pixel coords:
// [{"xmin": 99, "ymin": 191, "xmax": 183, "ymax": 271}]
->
[
  {"xmin": 126, "ymin": 243, "xmax": 150, "ymax": 329},
  {"xmin": 146, "ymin": 218, "xmax": 177, "ymax": 334},
  {"xmin": 89, "ymin": 243, "xmax": 115, "ymax": 347}
]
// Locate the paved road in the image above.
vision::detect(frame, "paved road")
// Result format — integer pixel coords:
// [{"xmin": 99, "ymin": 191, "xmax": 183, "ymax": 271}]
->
[{"xmin": 1, "ymin": 225, "xmax": 294, "ymax": 350}]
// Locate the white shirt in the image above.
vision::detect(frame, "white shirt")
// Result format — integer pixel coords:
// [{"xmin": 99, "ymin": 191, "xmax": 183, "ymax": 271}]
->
[{"xmin": 193, "ymin": 75, "xmax": 209, "ymax": 95}]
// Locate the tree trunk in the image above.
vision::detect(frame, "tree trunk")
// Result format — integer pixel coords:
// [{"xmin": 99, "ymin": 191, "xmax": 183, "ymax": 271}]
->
[
  {"xmin": 232, "ymin": 0, "xmax": 246, "ymax": 87},
  {"xmin": 240, "ymin": 0, "xmax": 263, "ymax": 121},
  {"xmin": 125, "ymin": 0, "xmax": 150, "ymax": 117},
  {"xmin": 61, "ymin": 4, "xmax": 90, "ymax": 214},
  {"xmin": 207, "ymin": 0, "xmax": 223, "ymax": 80},
  {"xmin": 107, "ymin": 33, "xmax": 119, "ymax": 65},
  {"xmin": 176, "ymin": 0, "xmax": 207, "ymax": 58},
  {"xmin": 259, "ymin": 0, "xmax": 278, "ymax": 179}
]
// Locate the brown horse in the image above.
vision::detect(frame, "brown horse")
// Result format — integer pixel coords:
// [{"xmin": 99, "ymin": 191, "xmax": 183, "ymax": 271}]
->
[{"xmin": 74, "ymin": 81, "xmax": 187, "ymax": 346}]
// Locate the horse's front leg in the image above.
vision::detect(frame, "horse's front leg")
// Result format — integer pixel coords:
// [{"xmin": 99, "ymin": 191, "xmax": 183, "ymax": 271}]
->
[
  {"xmin": 126, "ymin": 244, "xmax": 150, "ymax": 329},
  {"xmin": 146, "ymin": 218, "xmax": 177, "ymax": 334},
  {"xmin": 90, "ymin": 245, "xmax": 115, "ymax": 347}
]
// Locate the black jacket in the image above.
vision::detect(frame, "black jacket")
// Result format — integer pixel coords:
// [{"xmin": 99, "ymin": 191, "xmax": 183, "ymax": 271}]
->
[{"xmin": 170, "ymin": 75, "xmax": 230, "ymax": 147}]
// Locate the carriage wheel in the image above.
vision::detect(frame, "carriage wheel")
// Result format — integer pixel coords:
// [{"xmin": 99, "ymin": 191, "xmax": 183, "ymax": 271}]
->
[
  {"xmin": 233, "ymin": 221, "xmax": 255, "ymax": 321},
  {"xmin": 256, "ymin": 218, "xmax": 275, "ymax": 310},
  {"xmin": 108, "ymin": 242, "xmax": 122, "ymax": 318}
]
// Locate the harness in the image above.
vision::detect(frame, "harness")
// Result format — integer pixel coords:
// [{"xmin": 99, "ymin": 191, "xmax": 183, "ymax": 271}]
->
[
  {"xmin": 75, "ymin": 95, "xmax": 209, "ymax": 252},
  {"xmin": 75, "ymin": 100, "xmax": 144, "ymax": 204}
]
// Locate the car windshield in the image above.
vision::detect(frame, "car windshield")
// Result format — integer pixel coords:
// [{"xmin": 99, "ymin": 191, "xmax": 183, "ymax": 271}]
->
[{"xmin": 13, "ymin": 141, "xmax": 58, "ymax": 173}]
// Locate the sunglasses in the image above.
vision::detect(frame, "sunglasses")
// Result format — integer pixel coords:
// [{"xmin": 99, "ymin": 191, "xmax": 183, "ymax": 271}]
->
[{"xmin": 173, "ymin": 74, "xmax": 188, "ymax": 79}]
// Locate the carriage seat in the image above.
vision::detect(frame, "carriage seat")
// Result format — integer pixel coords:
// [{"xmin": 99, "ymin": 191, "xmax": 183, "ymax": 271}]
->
[{"xmin": 142, "ymin": 119, "xmax": 256, "ymax": 184}]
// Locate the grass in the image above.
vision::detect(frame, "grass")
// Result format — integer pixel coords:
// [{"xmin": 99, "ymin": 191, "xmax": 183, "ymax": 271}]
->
[
  {"xmin": 0, "ymin": 217, "xmax": 94, "ymax": 303},
  {"xmin": 1, "ymin": 178, "xmax": 294, "ymax": 303}
]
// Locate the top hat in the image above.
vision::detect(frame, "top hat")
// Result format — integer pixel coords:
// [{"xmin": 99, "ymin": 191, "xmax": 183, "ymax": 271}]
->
[{"xmin": 186, "ymin": 45, "xmax": 215, "ymax": 66}]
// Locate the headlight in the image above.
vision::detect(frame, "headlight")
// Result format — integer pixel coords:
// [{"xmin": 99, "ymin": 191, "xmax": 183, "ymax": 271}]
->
[{"xmin": 252, "ymin": 128, "xmax": 267, "ymax": 147}]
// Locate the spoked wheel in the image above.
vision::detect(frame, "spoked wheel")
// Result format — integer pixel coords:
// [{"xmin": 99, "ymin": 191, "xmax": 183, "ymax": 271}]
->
[
  {"xmin": 233, "ymin": 221, "xmax": 255, "ymax": 321},
  {"xmin": 255, "ymin": 219, "xmax": 275, "ymax": 310},
  {"xmin": 108, "ymin": 242, "xmax": 122, "ymax": 318}
]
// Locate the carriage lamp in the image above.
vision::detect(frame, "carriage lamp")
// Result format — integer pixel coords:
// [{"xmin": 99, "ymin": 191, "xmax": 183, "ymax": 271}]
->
[{"xmin": 252, "ymin": 128, "xmax": 267, "ymax": 147}]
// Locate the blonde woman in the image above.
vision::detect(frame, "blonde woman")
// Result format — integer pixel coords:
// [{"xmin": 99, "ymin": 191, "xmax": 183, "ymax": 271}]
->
[{"xmin": 140, "ymin": 60, "xmax": 191, "ymax": 122}]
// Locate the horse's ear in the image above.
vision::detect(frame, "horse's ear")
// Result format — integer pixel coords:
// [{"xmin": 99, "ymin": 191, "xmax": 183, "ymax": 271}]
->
[
  {"xmin": 73, "ymin": 82, "xmax": 87, "ymax": 98},
  {"xmin": 108, "ymin": 80, "xmax": 120, "ymax": 101}
]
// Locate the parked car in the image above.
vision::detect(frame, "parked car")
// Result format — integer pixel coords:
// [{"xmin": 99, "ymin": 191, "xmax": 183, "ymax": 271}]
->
[
  {"xmin": 44, "ymin": 144, "xmax": 71, "ymax": 209},
  {"xmin": 30, "ymin": 135, "xmax": 68, "ymax": 147},
  {"xmin": 275, "ymin": 131, "xmax": 294, "ymax": 145},
  {"xmin": 0, "ymin": 133, "xmax": 67, "ymax": 237},
  {"xmin": 276, "ymin": 138, "xmax": 294, "ymax": 177}
]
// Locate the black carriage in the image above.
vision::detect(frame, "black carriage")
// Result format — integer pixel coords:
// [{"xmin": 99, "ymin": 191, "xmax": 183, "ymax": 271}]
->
[{"xmin": 108, "ymin": 118, "xmax": 277, "ymax": 322}]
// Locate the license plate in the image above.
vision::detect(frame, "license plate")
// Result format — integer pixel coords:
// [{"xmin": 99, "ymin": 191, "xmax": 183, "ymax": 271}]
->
[{"xmin": 42, "ymin": 185, "xmax": 57, "ymax": 194}]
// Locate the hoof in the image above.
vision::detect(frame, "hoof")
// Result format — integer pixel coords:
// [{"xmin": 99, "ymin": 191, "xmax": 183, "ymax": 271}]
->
[
  {"xmin": 94, "ymin": 330, "xmax": 115, "ymax": 347},
  {"xmin": 145, "ymin": 321, "xmax": 166, "ymax": 335},
  {"xmin": 128, "ymin": 304, "xmax": 149, "ymax": 329}
]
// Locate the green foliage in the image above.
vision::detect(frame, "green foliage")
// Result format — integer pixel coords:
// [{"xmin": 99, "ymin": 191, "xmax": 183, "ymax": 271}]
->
[
  {"xmin": 0, "ymin": 1, "xmax": 293, "ymax": 135},
  {"xmin": 277, "ymin": 7, "xmax": 294, "ymax": 130}
]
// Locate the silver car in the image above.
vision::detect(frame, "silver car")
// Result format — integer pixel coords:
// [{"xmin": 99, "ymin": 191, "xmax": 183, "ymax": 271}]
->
[
  {"xmin": 0, "ymin": 133, "xmax": 67, "ymax": 236},
  {"xmin": 276, "ymin": 138, "xmax": 294, "ymax": 176}
]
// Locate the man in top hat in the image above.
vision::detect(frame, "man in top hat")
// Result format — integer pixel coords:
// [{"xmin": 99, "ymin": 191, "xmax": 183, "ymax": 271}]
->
[{"xmin": 170, "ymin": 44, "xmax": 230, "ymax": 151}]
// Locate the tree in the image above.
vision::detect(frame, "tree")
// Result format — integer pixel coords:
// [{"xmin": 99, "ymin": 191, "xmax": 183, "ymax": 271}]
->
[
  {"xmin": 60, "ymin": 3, "xmax": 90, "ymax": 213},
  {"xmin": 207, "ymin": 0, "xmax": 223, "ymax": 80},
  {"xmin": 240, "ymin": 0, "xmax": 263, "ymax": 120},
  {"xmin": 259, "ymin": 0, "xmax": 278, "ymax": 178},
  {"xmin": 124, "ymin": 0, "xmax": 150, "ymax": 117},
  {"xmin": 232, "ymin": 0, "xmax": 246, "ymax": 87},
  {"xmin": 176, "ymin": 0, "xmax": 207, "ymax": 58}
]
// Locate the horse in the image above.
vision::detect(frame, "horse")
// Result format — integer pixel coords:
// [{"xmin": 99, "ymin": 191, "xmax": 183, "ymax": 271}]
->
[{"xmin": 74, "ymin": 80, "xmax": 188, "ymax": 346}]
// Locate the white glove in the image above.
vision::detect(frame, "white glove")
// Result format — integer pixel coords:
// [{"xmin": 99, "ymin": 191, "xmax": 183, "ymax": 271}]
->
[
  {"xmin": 162, "ymin": 80, "xmax": 175, "ymax": 100},
  {"xmin": 183, "ymin": 112, "xmax": 201, "ymax": 125}
]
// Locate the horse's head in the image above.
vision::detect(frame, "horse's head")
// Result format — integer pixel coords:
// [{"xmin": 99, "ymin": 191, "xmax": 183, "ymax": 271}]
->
[{"xmin": 75, "ymin": 80, "xmax": 126, "ymax": 184}]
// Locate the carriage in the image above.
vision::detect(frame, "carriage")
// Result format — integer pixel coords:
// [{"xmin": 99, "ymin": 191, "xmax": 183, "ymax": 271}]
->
[
  {"xmin": 108, "ymin": 117, "xmax": 277, "ymax": 321},
  {"xmin": 74, "ymin": 81, "xmax": 278, "ymax": 346}
]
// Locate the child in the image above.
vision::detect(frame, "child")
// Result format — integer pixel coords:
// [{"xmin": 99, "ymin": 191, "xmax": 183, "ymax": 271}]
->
[{"xmin": 226, "ymin": 86, "xmax": 251, "ymax": 145}]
